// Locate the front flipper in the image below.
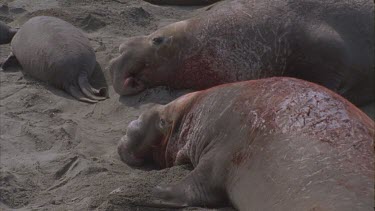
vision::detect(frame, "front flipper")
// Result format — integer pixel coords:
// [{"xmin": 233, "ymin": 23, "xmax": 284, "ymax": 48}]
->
[
  {"xmin": 1, "ymin": 53, "xmax": 19, "ymax": 71},
  {"xmin": 149, "ymin": 162, "xmax": 229, "ymax": 208}
]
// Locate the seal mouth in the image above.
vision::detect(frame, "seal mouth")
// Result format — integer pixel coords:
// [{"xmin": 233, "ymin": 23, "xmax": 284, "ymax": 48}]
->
[
  {"xmin": 108, "ymin": 53, "xmax": 148, "ymax": 96},
  {"xmin": 124, "ymin": 76, "xmax": 141, "ymax": 89},
  {"xmin": 121, "ymin": 76, "xmax": 146, "ymax": 95},
  {"xmin": 117, "ymin": 136, "xmax": 146, "ymax": 167}
]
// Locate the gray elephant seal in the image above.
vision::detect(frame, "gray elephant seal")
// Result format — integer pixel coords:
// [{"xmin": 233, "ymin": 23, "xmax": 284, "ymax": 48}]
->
[
  {"xmin": 2, "ymin": 16, "xmax": 107, "ymax": 103},
  {"xmin": 118, "ymin": 77, "xmax": 374, "ymax": 210},
  {"xmin": 109, "ymin": 0, "xmax": 374, "ymax": 111},
  {"xmin": 0, "ymin": 21, "xmax": 17, "ymax": 44}
]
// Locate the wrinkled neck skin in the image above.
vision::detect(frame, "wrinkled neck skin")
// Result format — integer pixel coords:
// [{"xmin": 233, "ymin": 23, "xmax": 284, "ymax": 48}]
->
[
  {"xmin": 168, "ymin": 4, "xmax": 293, "ymax": 90},
  {"xmin": 156, "ymin": 78, "xmax": 375, "ymax": 170},
  {"xmin": 154, "ymin": 91, "xmax": 203, "ymax": 168}
]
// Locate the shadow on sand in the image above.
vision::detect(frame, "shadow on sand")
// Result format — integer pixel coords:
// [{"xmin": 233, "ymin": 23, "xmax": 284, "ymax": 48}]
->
[{"xmin": 118, "ymin": 87, "xmax": 192, "ymax": 108}]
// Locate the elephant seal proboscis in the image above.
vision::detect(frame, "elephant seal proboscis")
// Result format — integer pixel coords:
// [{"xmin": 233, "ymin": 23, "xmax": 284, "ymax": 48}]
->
[
  {"xmin": 2, "ymin": 16, "xmax": 107, "ymax": 103},
  {"xmin": 118, "ymin": 77, "xmax": 374, "ymax": 210}
]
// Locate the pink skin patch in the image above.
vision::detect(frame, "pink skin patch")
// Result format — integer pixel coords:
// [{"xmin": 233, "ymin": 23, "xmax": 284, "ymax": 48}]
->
[
  {"xmin": 121, "ymin": 76, "xmax": 146, "ymax": 95},
  {"xmin": 123, "ymin": 77, "xmax": 139, "ymax": 88}
]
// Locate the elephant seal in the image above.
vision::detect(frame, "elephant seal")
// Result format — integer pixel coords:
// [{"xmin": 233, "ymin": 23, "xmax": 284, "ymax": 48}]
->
[
  {"xmin": 109, "ymin": 0, "xmax": 374, "ymax": 110},
  {"xmin": 118, "ymin": 77, "xmax": 374, "ymax": 210},
  {"xmin": 0, "ymin": 21, "xmax": 17, "ymax": 44},
  {"xmin": 2, "ymin": 16, "xmax": 107, "ymax": 103},
  {"xmin": 143, "ymin": 0, "xmax": 221, "ymax": 5}
]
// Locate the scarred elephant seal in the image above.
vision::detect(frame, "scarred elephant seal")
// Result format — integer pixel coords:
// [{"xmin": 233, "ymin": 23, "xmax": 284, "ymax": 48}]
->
[
  {"xmin": 118, "ymin": 77, "xmax": 374, "ymax": 210},
  {"xmin": 0, "ymin": 21, "xmax": 17, "ymax": 44},
  {"xmin": 109, "ymin": 0, "xmax": 374, "ymax": 110},
  {"xmin": 2, "ymin": 16, "xmax": 107, "ymax": 103}
]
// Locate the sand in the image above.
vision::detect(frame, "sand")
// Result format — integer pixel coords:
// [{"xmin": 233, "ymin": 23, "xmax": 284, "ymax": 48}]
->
[{"xmin": 0, "ymin": 0, "xmax": 234, "ymax": 210}]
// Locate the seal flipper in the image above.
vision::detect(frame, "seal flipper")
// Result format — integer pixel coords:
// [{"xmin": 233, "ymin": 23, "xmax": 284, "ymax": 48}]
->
[
  {"xmin": 149, "ymin": 162, "xmax": 228, "ymax": 208},
  {"xmin": 67, "ymin": 84, "xmax": 98, "ymax": 103},
  {"xmin": 1, "ymin": 53, "xmax": 19, "ymax": 71},
  {"xmin": 78, "ymin": 71, "xmax": 107, "ymax": 101}
]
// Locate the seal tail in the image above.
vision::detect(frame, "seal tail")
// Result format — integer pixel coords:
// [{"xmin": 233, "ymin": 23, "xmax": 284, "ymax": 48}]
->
[
  {"xmin": 78, "ymin": 71, "xmax": 108, "ymax": 101},
  {"xmin": 67, "ymin": 84, "xmax": 98, "ymax": 103}
]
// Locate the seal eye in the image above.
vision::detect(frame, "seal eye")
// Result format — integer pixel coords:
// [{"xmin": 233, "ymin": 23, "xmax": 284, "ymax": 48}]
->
[
  {"xmin": 159, "ymin": 118, "xmax": 166, "ymax": 129},
  {"xmin": 152, "ymin": 37, "xmax": 165, "ymax": 45}
]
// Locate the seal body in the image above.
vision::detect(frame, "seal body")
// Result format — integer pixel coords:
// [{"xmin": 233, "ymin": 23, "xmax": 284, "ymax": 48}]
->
[
  {"xmin": 118, "ymin": 77, "xmax": 374, "ymax": 210},
  {"xmin": 5, "ymin": 16, "xmax": 106, "ymax": 103},
  {"xmin": 109, "ymin": 0, "xmax": 374, "ymax": 110},
  {"xmin": 0, "ymin": 21, "xmax": 17, "ymax": 44}
]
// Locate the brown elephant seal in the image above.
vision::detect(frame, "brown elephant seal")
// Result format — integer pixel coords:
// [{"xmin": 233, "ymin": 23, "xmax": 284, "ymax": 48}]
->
[
  {"xmin": 108, "ymin": 0, "xmax": 374, "ymax": 110},
  {"xmin": 143, "ymin": 0, "xmax": 221, "ymax": 5},
  {"xmin": 0, "ymin": 21, "xmax": 17, "ymax": 44},
  {"xmin": 2, "ymin": 16, "xmax": 107, "ymax": 103},
  {"xmin": 118, "ymin": 77, "xmax": 374, "ymax": 210}
]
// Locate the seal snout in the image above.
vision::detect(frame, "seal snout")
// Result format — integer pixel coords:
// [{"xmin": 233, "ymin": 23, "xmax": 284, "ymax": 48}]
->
[
  {"xmin": 108, "ymin": 52, "xmax": 147, "ymax": 96},
  {"xmin": 117, "ymin": 119, "xmax": 150, "ymax": 166},
  {"xmin": 122, "ymin": 76, "xmax": 146, "ymax": 95},
  {"xmin": 117, "ymin": 135, "xmax": 145, "ymax": 167}
]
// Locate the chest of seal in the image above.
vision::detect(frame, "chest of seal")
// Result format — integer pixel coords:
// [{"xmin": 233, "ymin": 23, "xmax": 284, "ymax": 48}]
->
[{"xmin": 7, "ymin": 16, "xmax": 106, "ymax": 103}]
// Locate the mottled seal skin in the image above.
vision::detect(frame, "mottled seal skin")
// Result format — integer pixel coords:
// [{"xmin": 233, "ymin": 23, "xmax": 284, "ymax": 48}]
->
[
  {"xmin": 0, "ymin": 21, "xmax": 17, "ymax": 44},
  {"xmin": 143, "ymin": 0, "xmax": 221, "ymax": 5},
  {"xmin": 118, "ymin": 77, "xmax": 374, "ymax": 210},
  {"xmin": 109, "ymin": 0, "xmax": 374, "ymax": 110},
  {"xmin": 2, "ymin": 16, "xmax": 107, "ymax": 103}
]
